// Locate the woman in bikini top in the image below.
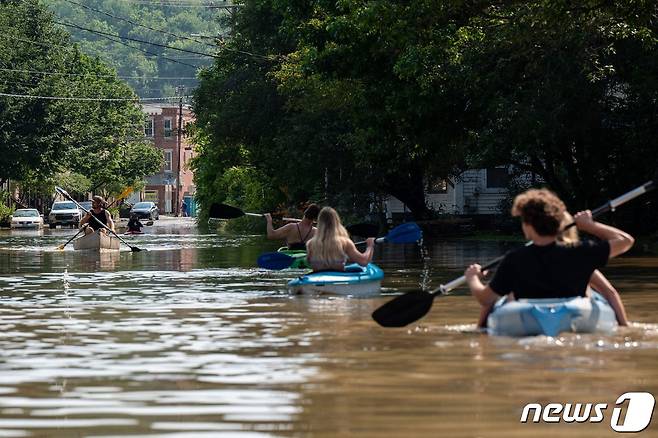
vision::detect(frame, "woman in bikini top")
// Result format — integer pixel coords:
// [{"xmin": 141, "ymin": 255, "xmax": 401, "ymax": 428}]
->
[
  {"xmin": 287, "ymin": 223, "xmax": 314, "ymax": 250},
  {"xmin": 264, "ymin": 203, "xmax": 320, "ymax": 250}
]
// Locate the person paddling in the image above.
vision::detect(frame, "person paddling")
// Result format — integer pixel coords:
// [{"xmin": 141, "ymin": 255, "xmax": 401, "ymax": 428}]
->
[
  {"xmin": 79, "ymin": 195, "xmax": 115, "ymax": 234},
  {"xmin": 306, "ymin": 207, "xmax": 375, "ymax": 271},
  {"xmin": 464, "ymin": 188, "xmax": 634, "ymax": 328},
  {"xmin": 264, "ymin": 203, "xmax": 320, "ymax": 250},
  {"xmin": 126, "ymin": 213, "xmax": 144, "ymax": 234}
]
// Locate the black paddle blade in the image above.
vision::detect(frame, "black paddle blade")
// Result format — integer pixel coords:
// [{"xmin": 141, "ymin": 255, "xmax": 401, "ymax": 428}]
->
[
  {"xmin": 346, "ymin": 223, "xmax": 379, "ymax": 237},
  {"xmin": 208, "ymin": 203, "xmax": 245, "ymax": 219},
  {"xmin": 130, "ymin": 246, "xmax": 143, "ymax": 252},
  {"xmin": 371, "ymin": 290, "xmax": 436, "ymax": 327}
]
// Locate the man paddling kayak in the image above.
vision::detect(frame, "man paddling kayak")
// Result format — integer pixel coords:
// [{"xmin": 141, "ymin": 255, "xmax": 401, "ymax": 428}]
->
[
  {"xmin": 464, "ymin": 188, "xmax": 634, "ymax": 328},
  {"xmin": 79, "ymin": 195, "xmax": 115, "ymax": 235},
  {"xmin": 306, "ymin": 207, "xmax": 375, "ymax": 271},
  {"xmin": 264, "ymin": 203, "xmax": 320, "ymax": 250}
]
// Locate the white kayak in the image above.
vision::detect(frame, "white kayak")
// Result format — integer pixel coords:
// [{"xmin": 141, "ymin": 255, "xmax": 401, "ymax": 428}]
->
[
  {"xmin": 487, "ymin": 291, "xmax": 618, "ymax": 337},
  {"xmin": 73, "ymin": 230, "xmax": 120, "ymax": 251},
  {"xmin": 287, "ymin": 263, "xmax": 384, "ymax": 296}
]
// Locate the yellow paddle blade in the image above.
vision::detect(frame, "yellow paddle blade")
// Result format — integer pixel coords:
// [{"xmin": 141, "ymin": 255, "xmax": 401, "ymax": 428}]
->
[{"xmin": 116, "ymin": 186, "xmax": 133, "ymax": 200}]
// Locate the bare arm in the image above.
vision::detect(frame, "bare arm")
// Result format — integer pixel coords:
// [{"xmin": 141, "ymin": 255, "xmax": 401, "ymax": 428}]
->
[
  {"xmin": 589, "ymin": 270, "xmax": 628, "ymax": 326},
  {"xmin": 106, "ymin": 211, "xmax": 115, "ymax": 231},
  {"xmin": 344, "ymin": 238, "xmax": 375, "ymax": 266},
  {"xmin": 79, "ymin": 213, "xmax": 91, "ymax": 228},
  {"xmin": 574, "ymin": 210, "xmax": 634, "ymax": 258},
  {"xmin": 264, "ymin": 213, "xmax": 291, "ymax": 240},
  {"xmin": 465, "ymin": 264, "xmax": 499, "ymax": 307}
]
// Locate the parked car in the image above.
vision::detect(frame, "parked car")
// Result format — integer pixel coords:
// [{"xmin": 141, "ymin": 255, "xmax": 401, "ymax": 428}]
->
[
  {"xmin": 130, "ymin": 202, "xmax": 159, "ymax": 220},
  {"xmin": 48, "ymin": 201, "xmax": 81, "ymax": 228},
  {"xmin": 11, "ymin": 209, "xmax": 44, "ymax": 229}
]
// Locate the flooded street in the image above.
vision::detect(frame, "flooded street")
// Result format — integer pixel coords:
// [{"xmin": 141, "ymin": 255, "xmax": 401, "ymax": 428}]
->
[{"xmin": 0, "ymin": 219, "xmax": 657, "ymax": 437}]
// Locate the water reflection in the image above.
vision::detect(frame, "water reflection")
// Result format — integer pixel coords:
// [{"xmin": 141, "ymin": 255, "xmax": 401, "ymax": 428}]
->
[{"xmin": 0, "ymin": 224, "xmax": 657, "ymax": 437}]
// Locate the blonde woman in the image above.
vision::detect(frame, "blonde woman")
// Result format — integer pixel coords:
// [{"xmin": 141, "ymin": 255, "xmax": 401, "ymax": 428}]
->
[
  {"xmin": 560, "ymin": 212, "xmax": 629, "ymax": 326},
  {"xmin": 306, "ymin": 207, "xmax": 375, "ymax": 271}
]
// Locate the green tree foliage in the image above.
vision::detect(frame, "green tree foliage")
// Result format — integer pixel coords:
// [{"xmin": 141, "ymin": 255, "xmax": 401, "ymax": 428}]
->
[
  {"xmin": 45, "ymin": 0, "xmax": 227, "ymax": 97},
  {"xmin": 459, "ymin": 1, "xmax": 658, "ymax": 211},
  {"xmin": 193, "ymin": 0, "xmax": 657, "ymax": 224},
  {"xmin": 0, "ymin": 0, "xmax": 162, "ymax": 197}
]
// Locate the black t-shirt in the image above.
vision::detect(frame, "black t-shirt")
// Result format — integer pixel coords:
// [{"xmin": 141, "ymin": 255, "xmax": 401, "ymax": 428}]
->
[{"xmin": 488, "ymin": 240, "xmax": 611, "ymax": 299}]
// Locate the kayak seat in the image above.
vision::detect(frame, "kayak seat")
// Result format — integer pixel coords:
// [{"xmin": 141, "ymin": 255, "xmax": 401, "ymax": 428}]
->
[{"xmin": 528, "ymin": 305, "xmax": 573, "ymax": 337}]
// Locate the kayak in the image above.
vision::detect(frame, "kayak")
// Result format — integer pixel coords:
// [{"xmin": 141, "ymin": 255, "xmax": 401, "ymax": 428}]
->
[
  {"xmin": 288, "ymin": 263, "xmax": 384, "ymax": 296},
  {"xmin": 73, "ymin": 230, "xmax": 120, "ymax": 251},
  {"xmin": 487, "ymin": 291, "xmax": 618, "ymax": 337},
  {"xmin": 277, "ymin": 247, "xmax": 310, "ymax": 269},
  {"xmin": 124, "ymin": 230, "xmax": 144, "ymax": 235}
]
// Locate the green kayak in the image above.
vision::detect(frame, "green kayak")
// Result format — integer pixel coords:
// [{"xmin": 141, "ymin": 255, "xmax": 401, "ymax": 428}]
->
[{"xmin": 277, "ymin": 247, "xmax": 311, "ymax": 269}]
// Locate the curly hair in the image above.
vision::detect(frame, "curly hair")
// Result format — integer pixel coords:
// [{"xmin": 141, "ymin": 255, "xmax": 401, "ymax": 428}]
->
[{"xmin": 511, "ymin": 189, "xmax": 566, "ymax": 236}]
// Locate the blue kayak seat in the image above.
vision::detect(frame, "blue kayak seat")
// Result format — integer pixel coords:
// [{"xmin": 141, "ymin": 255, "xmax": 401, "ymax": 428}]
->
[{"xmin": 528, "ymin": 304, "xmax": 574, "ymax": 337}]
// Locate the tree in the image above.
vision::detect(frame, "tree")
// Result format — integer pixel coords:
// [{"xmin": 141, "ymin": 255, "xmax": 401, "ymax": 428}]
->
[
  {"xmin": 0, "ymin": 0, "xmax": 162, "ymax": 196},
  {"xmin": 193, "ymin": 0, "xmax": 657, "ymax": 226}
]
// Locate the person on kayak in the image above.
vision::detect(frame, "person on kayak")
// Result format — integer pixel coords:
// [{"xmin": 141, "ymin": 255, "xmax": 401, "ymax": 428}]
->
[
  {"xmin": 126, "ymin": 214, "xmax": 145, "ymax": 234},
  {"xmin": 80, "ymin": 195, "xmax": 115, "ymax": 234},
  {"xmin": 306, "ymin": 206, "xmax": 375, "ymax": 271},
  {"xmin": 464, "ymin": 188, "xmax": 634, "ymax": 328},
  {"xmin": 264, "ymin": 203, "xmax": 320, "ymax": 250}
]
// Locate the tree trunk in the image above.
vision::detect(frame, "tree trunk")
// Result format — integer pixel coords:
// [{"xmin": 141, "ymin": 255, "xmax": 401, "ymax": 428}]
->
[{"xmin": 383, "ymin": 168, "xmax": 432, "ymax": 220}]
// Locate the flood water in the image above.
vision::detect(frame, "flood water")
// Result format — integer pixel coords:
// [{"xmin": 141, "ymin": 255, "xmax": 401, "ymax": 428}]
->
[{"xmin": 0, "ymin": 218, "xmax": 657, "ymax": 437}]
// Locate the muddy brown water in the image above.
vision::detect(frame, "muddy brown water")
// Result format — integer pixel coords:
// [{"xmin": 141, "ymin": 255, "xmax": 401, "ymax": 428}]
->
[{"xmin": 0, "ymin": 222, "xmax": 656, "ymax": 437}]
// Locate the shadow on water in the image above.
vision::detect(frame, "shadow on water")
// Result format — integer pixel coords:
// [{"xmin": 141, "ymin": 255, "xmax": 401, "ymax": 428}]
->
[{"xmin": 0, "ymin": 224, "xmax": 657, "ymax": 436}]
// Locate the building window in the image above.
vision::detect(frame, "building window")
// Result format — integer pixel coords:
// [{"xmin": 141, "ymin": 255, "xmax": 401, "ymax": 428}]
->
[
  {"xmin": 486, "ymin": 167, "xmax": 509, "ymax": 188},
  {"xmin": 164, "ymin": 149, "xmax": 173, "ymax": 172},
  {"xmin": 427, "ymin": 178, "xmax": 448, "ymax": 194},
  {"xmin": 144, "ymin": 118, "xmax": 154, "ymax": 137},
  {"xmin": 163, "ymin": 118, "xmax": 173, "ymax": 138},
  {"xmin": 144, "ymin": 190, "xmax": 158, "ymax": 203}
]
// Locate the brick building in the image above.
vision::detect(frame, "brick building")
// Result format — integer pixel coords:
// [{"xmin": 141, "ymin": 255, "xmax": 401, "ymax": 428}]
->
[{"xmin": 140, "ymin": 103, "xmax": 196, "ymax": 216}]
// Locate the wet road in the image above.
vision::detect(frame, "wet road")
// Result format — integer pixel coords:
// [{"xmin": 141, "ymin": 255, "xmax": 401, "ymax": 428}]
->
[{"xmin": 0, "ymin": 219, "xmax": 657, "ymax": 437}]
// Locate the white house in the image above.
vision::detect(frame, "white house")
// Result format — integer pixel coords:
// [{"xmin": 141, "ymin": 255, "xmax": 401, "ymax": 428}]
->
[{"xmin": 385, "ymin": 167, "xmax": 516, "ymax": 218}]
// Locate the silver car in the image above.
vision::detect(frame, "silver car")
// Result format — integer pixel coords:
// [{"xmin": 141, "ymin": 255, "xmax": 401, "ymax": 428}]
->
[
  {"xmin": 11, "ymin": 209, "xmax": 44, "ymax": 229},
  {"xmin": 48, "ymin": 201, "xmax": 81, "ymax": 228}
]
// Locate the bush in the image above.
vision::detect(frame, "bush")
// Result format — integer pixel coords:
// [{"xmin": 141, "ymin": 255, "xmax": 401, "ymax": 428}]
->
[{"xmin": 0, "ymin": 196, "xmax": 15, "ymax": 227}]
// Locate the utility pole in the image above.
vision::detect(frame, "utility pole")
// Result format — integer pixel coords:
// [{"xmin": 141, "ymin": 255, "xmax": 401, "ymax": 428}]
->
[{"xmin": 175, "ymin": 85, "xmax": 185, "ymax": 217}]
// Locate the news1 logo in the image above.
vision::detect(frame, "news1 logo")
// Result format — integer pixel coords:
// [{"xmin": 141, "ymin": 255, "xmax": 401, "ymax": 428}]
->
[{"xmin": 520, "ymin": 392, "xmax": 655, "ymax": 432}]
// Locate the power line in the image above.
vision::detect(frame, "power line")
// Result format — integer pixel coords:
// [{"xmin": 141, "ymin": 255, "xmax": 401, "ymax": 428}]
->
[
  {"xmin": 0, "ymin": 68, "xmax": 198, "ymax": 80},
  {"xmin": 55, "ymin": 20, "xmax": 221, "ymax": 59},
  {"xmin": 1, "ymin": 33, "xmax": 199, "ymax": 69},
  {"xmin": 109, "ymin": 0, "xmax": 240, "ymax": 8},
  {"xmin": 0, "ymin": 92, "xmax": 193, "ymax": 102},
  {"xmin": 53, "ymin": 20, "xmax": 274, "ymax": 61},
  {"xmin": 59, "ymin": 24, "xmax": 202, "ymax": 68},
  {"xmin": 60, "ymin": 0, "xmax": 219, "ymax": 49}
]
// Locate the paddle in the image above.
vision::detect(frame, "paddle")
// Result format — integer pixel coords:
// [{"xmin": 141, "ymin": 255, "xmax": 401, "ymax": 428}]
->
[
  {"xmin": 56, "ymin": 224, "xmax": 89, "ymax": 250},
  {"xmin": 55, "ymin": 187, "xmax": 144, "ymax": 252},
  {"xmin": 106, "ymin": 186, "xmax": 134, "ymax": 209},
  {"xmin": 257, "ymin": 222, "xmax": 422, "ymax": 269},
  {"xmin": 208, "ymin": 203, "xmax": 300, "ymax": 222},
  {"xmin": 372, "ymin": 175, "xmax": 658, "ymax": 328},
  {"xmin": 209, "ymin": 202, "xmax": 380, "ymax": 236}
]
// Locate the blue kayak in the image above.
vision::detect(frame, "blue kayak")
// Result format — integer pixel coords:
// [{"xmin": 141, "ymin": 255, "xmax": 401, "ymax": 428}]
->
[
  {"xmin": 487, "ymin": 291, "xmax": 618, "ymax": 337},
  {"xmin": 287, "ymin": 263, "xmax": 384, "ymax": 296}
]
